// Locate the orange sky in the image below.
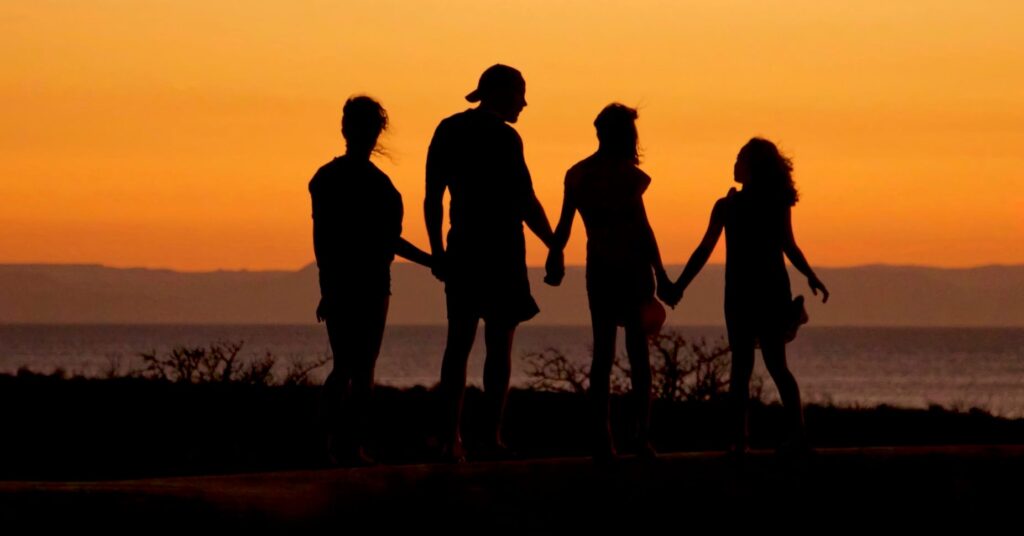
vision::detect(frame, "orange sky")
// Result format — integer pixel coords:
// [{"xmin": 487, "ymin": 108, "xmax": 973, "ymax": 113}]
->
[{"xmin": 2, "ymin": 1, "xmax": 1022, "ymax": 271}]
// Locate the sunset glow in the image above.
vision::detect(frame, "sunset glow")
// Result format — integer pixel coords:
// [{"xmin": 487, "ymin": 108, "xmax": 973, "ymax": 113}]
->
[{"xmin": 2, "ymin": 1, "xmax": 1022, "ymax": 270}]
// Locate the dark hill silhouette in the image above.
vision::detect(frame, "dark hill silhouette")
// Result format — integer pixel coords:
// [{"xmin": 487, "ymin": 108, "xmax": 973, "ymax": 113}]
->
[{"xmin": 1, "ymin": 263, "xmax": 1023, "ymax": 326}]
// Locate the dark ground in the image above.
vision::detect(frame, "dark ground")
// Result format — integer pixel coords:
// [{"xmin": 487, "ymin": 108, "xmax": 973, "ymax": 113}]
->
[
  {"xmin": 1, "ymin": 445, "xmax": 1022, "ymax": 532},
  {"xmin": 0, "ymin": 373, "xmax": 1022, "ymax": 532},
  {"xmin": 1, "ymin": 372, "xmax": 1022, "ymax": 480}
]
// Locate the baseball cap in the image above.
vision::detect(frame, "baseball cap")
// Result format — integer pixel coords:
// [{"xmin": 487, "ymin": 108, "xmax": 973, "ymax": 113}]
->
[{"xmin": 465, "ymin": 64, "xmax": 525, "ymax": 102}]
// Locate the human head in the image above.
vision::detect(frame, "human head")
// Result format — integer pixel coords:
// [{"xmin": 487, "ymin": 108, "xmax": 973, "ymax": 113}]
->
[
  {"xmin": 341, "ymin": 95, "xmax": 388, "ymax": 157},
  {"xmin": 734, "ymin": 137, "xmax": 798, "ymax": 206},
  {"xmin": 594, "ymin": 103, "xmax": 640, "ymax": 165},
  {"xmin": 466, "ymin": 64, "xmax": 527, "ymax": 123}
]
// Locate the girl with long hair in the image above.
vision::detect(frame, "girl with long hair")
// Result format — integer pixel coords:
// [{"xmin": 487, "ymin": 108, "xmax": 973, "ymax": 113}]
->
[{"xmin": 672, "ymin": 137, "xmax": 829, "ymax": 454}]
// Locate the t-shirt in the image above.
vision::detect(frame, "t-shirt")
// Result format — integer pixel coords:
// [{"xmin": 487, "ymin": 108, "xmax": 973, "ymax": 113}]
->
[
  {"xmin": 425, "ymin": 108, "xmax": 540, "ymax": 323},
  {"xmin": 308, "ymin": 155, "xmax": 403, "ymax": 298},
  {"xmin": 426, "ymin": 108, "xmax": 536, "ymax": 259}
]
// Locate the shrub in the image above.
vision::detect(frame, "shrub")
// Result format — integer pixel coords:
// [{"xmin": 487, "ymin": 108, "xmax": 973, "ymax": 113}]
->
[
  {"xmin": 523, "ymin": 330, "xmax": 764, "ymax": 404},
  {"xmin": 137, "ymin": 341, "xmax": 329, "ymax": 386}
]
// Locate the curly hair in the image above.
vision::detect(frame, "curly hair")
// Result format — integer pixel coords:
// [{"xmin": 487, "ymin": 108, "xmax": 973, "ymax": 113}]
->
[{"xmin": 738, "ymin": 137, "xmax": 798, "ymax": 206}]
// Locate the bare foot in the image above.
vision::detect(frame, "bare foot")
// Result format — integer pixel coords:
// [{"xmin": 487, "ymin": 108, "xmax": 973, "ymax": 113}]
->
[
  {"xmin": 440, "ymin": 440, "xmax": 467, "ymax": 464},
  {"xmin": 637, "ymin": 442, "xmax": 658, "ymax": 461}
]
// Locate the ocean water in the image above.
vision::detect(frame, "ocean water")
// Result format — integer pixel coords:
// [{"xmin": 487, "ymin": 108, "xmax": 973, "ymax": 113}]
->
[{"xmin": 1, "ymin": 324, "xmax": 1023, "ymax": 417}]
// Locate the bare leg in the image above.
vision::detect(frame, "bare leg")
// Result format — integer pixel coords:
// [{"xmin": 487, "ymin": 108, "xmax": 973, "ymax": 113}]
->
[
  {"xmin": 589, "ymin": 315, "xmax": 618, "ymax": 460},
  {"xmin": 483, "ymin": 321, "xmax": 515, "ymax": 450},
  {"xmin": 727, "ymin": 335, "xmax": 756, "ymax": 453},
  {"xmin": 624, "ymin": 321, "xmax": 654, "ymax": 458},
  {"xmin": 760, "ymin": 334, "xmax": 806, "ymax": 447},
  {"xmin": 349, "ymin": 296, "xmax": 388, "ymax": 463},
  {"xmin": 438, "ymin": 316, "xmax": 479, "ymax": 461},
  {"xmin": 324, "ymin": 319, "xmax": 352, "ymax": 462},
  {"xmin": 324, "ymin": 296, "xmax": 388, "ymax": 465}
]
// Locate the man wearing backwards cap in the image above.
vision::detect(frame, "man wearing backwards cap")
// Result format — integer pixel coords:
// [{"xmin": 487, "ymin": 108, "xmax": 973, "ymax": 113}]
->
[{"xmin": 425, "ymin": 64, "xmax": 556, "ymax": 461}]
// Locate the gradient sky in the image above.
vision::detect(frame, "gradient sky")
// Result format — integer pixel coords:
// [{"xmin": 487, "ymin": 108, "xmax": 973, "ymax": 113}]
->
[{"xmin": 2, "ymin": 1, "xmax": 1022, "ymax": 271}]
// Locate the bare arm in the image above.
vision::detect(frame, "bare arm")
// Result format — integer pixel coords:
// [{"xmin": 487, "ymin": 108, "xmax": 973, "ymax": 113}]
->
[
  {"xmin": 423, "ymin": 184, "xmax": 445, "ymax": 258},
  {"xmin": 395, "ymin": 238, "xmax": 432, "ymax": 268},
  {"xmin": 638, "ymin": 201, "xmax": 668, "ymax": 282},
  {"xmin": 550, "ymin": 179, "xmax": 576, "ymax": 251},
  {"xmin": 782, "ymin": 206, "xmax": 829, "ymax": 302},
  {"xmin": 510, "ymin": 131, "xmax": 555, "ymax": 248},
  {"xmin": 640, "ymin": 199, "xmax": 680, "ymax": 307},
  {"xmin": 524, "ymin": 193, "xmax": 555, "ymax": 248},
  {"xmin": 311, "ymin": 215, "xmax": 329, "ymax": 323},
  {"xmin": 309, "ymin": 180, "xmax": 335, "ymax": 322},
  {"xmin": 544, "ymin": 180, "xmax": 576, "ymax": 286},
  {"xmin": 424, "ymin": 129, "xmax": 448, "ymax": 281},
  {"xmin": 311, "ymin": 215, "xmax": 328, "ymax": 273},
  {"xmin": 675, "ymin": 199, "xmax": 726, "ymax": 290}
]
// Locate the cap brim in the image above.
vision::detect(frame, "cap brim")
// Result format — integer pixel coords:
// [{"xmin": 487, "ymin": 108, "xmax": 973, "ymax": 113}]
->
[{"xmin": 465, "ymin": 89, "xmax": 481, "ymax": 102}]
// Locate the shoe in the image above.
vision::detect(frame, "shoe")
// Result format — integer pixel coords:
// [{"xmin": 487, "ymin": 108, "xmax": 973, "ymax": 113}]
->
[
  {"xmin": 328, "ymin": 443, "xmax": 377, "ymax": 468},
  {"xmin": 592, "ymin": 440, "xmax": 618, "ymax": 465},
  {"xmin": 636, "ymin": 442, "xmax": 658, "ymax": 461},
  {"xmin": 475, "ymin": 441, "xmax": 519, "ymax": 462},
  {"xmin": 440, "ymin": 440, "xmax": 467, "ymax": 464},
  {"xmin": 725, "ymin": 444, "xmax": 748, "ymax": 463},
  {"xmin": 350, "ymin": 446, "xmax": 377, "ymax": 467},
  {"xmin": 776, "ymin": 440, "xmax": 813, "ymax": 461}
]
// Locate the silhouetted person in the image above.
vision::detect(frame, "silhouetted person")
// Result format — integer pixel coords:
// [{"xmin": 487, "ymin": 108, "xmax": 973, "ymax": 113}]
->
[
  {"xmin": 545, "ymin": 104, "xmax": 672, "ymax": 461},
  {"xmin": 425, "ymin": 64, "xmax": 556, "ymax": 461},
  {"xmin": 671, "ymin": 137, "xmax": 829, "ymax": 455},
  {"xmin": 309, "ymin": 96, "xmax": 432, "ymax": 466}
]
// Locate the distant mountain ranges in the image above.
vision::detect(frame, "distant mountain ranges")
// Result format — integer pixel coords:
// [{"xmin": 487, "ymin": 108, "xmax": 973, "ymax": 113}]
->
[{"xmin": 2, "ymin": 263, "xmax": 1022, "ymax": 326}]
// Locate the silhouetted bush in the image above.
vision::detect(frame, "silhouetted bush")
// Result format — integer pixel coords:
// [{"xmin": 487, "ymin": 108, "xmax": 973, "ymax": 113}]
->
[
  {"xmin": 522, "ymin": 348, "xmax": 590, "ymax": 395},
  {"xmin": 523, "ymin": 330, "xmax": 764, "ymax": 403},
  {"xmin": 136, "ymin": 341, "xmax": 328, "ymax": 386}
]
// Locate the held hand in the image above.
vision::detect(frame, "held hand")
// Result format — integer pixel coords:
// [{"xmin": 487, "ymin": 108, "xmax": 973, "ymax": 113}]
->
[
  {"xmin": 809, "ymin": 276, "xmax": 830, "ymax": 303},
  {"xmin": 315, "ymin": 298, "xmax": 328, "ymax": 323},
  {"xmin": 544, "ymin": 249, "xmax": 565, "ymax": 287},
  {"xmin": 656, "ymin": 286, "xmax": 674, "ymax": 308},
  {"xmin": 655, "ymin": 272, "xmax": 673, "ymax": 308},
  {"xmin": 431, "ymin": 251, "xmax": 447, "ymax": 282},
  {"xmin": 657, "ymin": 271, "xmax": 674, "ymax": 290},
  {"xmin": 671, "ymin": 281, "xmax": 686, "ymax": 308},
  {"xmin": 657, "ymin": 277, "xmax": 683, "ymax": 309}
]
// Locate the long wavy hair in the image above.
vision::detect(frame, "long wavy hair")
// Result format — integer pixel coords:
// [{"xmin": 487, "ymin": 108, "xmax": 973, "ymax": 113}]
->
[
  {"xmin": 594, "ymin": 103, "xmax": 640, "ymax": 165},
  {"xmin": 341, "ymin": 95, "xmax": 389, "ymax": 156},
  {"xmin": 738, "ymin": 137, "xmax": 798, "ymax": 206}
]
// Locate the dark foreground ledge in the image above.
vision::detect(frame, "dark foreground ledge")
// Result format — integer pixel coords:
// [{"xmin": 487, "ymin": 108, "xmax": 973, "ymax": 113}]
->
[{"xmin": 1, "ymin": 445, "xmax": 1022, "ymax": 532}]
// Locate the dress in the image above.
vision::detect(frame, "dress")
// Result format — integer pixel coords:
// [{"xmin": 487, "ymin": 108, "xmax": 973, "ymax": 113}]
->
[
  {"xmin": 721, "ymin": 188, "xmax": 793, "ymax": 342},
  {"xmin": 565, "ymin": 154, "xmax": 656, "ymax": 326}
]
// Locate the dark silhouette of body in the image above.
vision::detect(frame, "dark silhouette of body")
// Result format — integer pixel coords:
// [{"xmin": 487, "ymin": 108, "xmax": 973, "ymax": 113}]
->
[
  {"xmin": 671, "ymin": 137, "xmax": 829, "ymax": 454},
  {"xmin": 425, "ymin": 65, "xmax": 556, "ymax": 461},
  {"xmin": 546, "ymin": 104, "xmax": 672, "ymax": 460},
  {"xmin": 309, "ymin": 96, "xmax": 431, "ymax": 465}
]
